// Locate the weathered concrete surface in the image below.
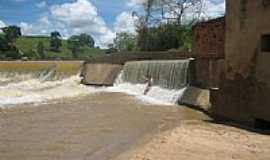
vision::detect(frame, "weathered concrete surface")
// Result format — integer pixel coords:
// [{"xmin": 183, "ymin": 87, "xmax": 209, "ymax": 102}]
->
[
  {"xmin": 81, "ymin": 63, "xmax": 122, "ymax": 85},
  {"xmin": 193, "ymin": 59, "xmax": 224, "ymax": 89},
  {"xmin": 179, "ymin": 87, "xmax": 210, "ymax": 111},
  {"xmin": 211, "ymin": 0, "xmax": 270, "ymax": 125},
  {"xmin": 0, "ymin": 61, "xmax": 83, "ymax": 75}
]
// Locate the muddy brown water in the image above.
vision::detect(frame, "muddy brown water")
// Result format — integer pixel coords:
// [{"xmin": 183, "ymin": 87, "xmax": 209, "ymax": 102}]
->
[{"xmin": 0, "ymin": 92, "xmax": 209, "ymax": 160}]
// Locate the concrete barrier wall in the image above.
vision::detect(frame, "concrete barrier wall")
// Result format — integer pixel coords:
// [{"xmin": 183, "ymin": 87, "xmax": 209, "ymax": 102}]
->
[
  {"xmin": 81, "ymin": 63, "xmax": 122, "ymax": 86},
  {"xmin": 0, "ymin": 61, "xmax": 83, "ymax": 75},
  {"xmin": 85, "ymin": 52, "xmax": 225, "ymax": 89}
]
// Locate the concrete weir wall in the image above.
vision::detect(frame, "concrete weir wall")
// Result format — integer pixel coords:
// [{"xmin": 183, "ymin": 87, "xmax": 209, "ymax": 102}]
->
[
  {"xmin": 81, "ymin": 63, "xmax": 122, "ymax": 86},
  {"xmin": 0, "ymin": 61, "xmax": 83, "ymax": 75},
  {"xmin": 84, "ymin": 52, "xmax": 225, "ymax": 89}
]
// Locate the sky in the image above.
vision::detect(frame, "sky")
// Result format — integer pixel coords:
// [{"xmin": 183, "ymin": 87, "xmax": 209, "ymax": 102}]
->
[{"xmin": 0, "ymin": 0, "xmax": 225, "ymax": 47}]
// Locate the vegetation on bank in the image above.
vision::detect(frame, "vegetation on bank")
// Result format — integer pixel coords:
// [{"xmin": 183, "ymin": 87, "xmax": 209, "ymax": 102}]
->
[
  {"xmin": 0, "ymin": 26, "xmax": 105, "ymax": 60},
  {"xmin": 16, "ymin": 36, "xmax": 104, "ymax": 59}
]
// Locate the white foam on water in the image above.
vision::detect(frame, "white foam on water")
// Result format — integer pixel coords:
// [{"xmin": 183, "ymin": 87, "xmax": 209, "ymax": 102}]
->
[
  {"xmin": 0, "ymin": 75, "xmax": 96, "ymax": 108},
  {"xmin": 0, "ymin": 68, "xmax": 188, "ymax": 108},
  {"xmin": 105, "ymin": 83, "xmax": 186, "ymax": 105},
  {"xmin": 103, "ymin": 71, "xmax": 187, "ymax": 105}
]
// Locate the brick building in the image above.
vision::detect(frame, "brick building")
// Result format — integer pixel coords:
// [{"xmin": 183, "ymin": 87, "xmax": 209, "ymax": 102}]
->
[{"xmin": 211, "ymin": 0, "xmax": 270, "ymax": 127}]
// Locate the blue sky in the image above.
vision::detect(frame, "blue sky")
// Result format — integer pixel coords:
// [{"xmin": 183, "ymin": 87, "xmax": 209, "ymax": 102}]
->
[{"xmin": 0, "ymin": 0, "xmax": 225, "ymax": 47}]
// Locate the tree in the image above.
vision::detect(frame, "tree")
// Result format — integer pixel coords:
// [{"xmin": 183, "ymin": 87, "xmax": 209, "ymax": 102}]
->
[
  {"xmin": 78, "ymin": 33, "xmax": 95, "ymax": 47},
  {"xmin": 50, "ymin": 31, "xmax": 62, "ymax": 52},
  {"xmin": 0, "ymin": 34, "xmax": 9, "ymax": 51},
  {"xmin": 37, "ymin": 41, "xmax": 45, "ymax": 59},
  {"xmin": 137, "ymin": 24, "xmax": 179, "ymax": 51},
  {"xmin": 134, "ymin": 0, "xmax": 201, "ymax": 51},
  {"xmin": 2, "ymin": 26, "xmax": 22, "ymax": 43},
  {"xmin": 105, "ymin": 44, "xmax": 117, "ymax": 54},
  {"xmin": 113, "ymin": 32, "xmax": 137, "ymax": 52},
  {"xmin": 138, "ymin": 0, "xmax": 203, "ymax": 26},
  {"xmin": 0, "ymin": 26, "xmax": 22, "ymax": 59},
  {"xmin": 67, "ymin": 36, "xmax": 80, "ymax": 58}
]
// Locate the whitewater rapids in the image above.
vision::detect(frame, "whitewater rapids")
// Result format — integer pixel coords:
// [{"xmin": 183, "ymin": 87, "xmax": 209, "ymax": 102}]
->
[
  {"xmin": 0, "ymin": 73, "xmax": 93, "ymax": 108},
  {"xmin": 0, "ymin": 73, "xmax": 187, "ymax": 108}
]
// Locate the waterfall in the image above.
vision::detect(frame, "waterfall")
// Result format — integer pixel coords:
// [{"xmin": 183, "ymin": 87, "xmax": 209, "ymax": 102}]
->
[
  {"xmin": 121, "ymin": 60, "xmax": 190, "ymax": 89},
  {"xmin": 109, "ymin": 60, "xmax": 191, "ymax": 105},
  {"xmin": 0, "ymin": 62, "xmax": 93, "ymax": 108}
]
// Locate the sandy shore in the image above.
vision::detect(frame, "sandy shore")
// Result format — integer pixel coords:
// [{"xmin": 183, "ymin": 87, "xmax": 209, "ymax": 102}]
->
[{"xmin": 114, "ymin": 120, "xmax": 270, "ymax": 160}]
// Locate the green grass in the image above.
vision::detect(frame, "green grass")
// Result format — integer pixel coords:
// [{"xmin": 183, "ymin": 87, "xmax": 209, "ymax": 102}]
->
[{"xmin": 15, "ymin": 36, "xmax": 105, "ymax": 59}]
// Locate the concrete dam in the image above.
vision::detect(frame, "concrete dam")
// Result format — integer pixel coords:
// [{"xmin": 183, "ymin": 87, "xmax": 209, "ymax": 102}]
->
[
  {"xmin": 81, "ymin": 59, "xmax": 209, "ymax": 106},
  {"xmin": 0, "ymin": 59, "xmax": 208, "ymax": 108}
]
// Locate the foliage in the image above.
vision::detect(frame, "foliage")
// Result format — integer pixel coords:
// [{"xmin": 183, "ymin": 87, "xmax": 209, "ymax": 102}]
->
[
  {"xmin": 105, "ymin": 44, "xmax": 118, "ymax": 54},
  {"xmin": 138, "ymin": 0, "xmax": 203, "ymax": 26},
  {"xmin": 78, "ymin": 33, "xmax": 95, "ymax": 47},
  {"xmin": 2, "ymin": 26, "xmax": 22, "ymax": 43},
  {"xmin": 137, "ymin": 23, "xmax": 192, "ymax": 51},
  {"xmin": 133, "ymin": 0, "xmax": 200, "ymax": 52},
  {"xmin": 0, "ymin": 34, "xmax": 9, "ymax": 51},
  {"xmin": 15, "ymin": 36, "xmax": 105, "ymax": 59},
  {"xmin": 177, "ymin": 24, "xmax": 193, "ymax": 52},
  {"xmin": 36, "ymin": 41, "xmax": 45, "ymax": 59},
  {"xmin": 50, "ymin": 31, "xmax": 62, "ymax": 52},
  {"xmin": 113, "ymin": 32, "xmax": 137, "ymax": 52},
  {"xmin": 0, "ymin": 26, "xmax": 22, "ymax": 59},
  {"xmin": 67, "ymin": 36, "xmax": 81, "ymax": 58}
]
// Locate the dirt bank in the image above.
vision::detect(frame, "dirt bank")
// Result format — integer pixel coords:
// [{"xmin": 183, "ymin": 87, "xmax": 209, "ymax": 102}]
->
[{"xmin": 114, "ymin": 120, "xmax": 270, "ymax": 160}]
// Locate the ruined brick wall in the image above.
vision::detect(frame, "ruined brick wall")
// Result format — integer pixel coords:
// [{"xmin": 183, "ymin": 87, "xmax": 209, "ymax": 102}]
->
[
  {"xmin": 192, "ymin": 17, "xmax": 225, "ymax": 57},
  {"xmin": 192, "ymin": 18, "xmax": 225, "ymax": 88}
]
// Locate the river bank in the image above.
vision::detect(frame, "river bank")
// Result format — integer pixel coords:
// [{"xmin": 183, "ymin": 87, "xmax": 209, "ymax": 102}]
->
[{"xmin": 114, "ymin": 120, "xmax": 270, "ymax": 160}]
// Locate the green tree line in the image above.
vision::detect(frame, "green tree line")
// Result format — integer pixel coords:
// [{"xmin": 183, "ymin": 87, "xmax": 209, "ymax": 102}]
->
[{"xmin": 0, "ymin": 26, "xmax": 100, "ymax": 60}]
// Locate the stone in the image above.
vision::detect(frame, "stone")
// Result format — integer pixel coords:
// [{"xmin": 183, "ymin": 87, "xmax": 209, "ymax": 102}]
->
[{"xmin": 179, "ymin": 87, "xmax": 210, "ymax": 111}]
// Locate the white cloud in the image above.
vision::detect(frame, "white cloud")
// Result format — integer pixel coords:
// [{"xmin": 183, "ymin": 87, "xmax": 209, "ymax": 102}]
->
[
  {"xmin": 50, "ymin": 0, "xmax": 115, "ymax": 47},
  {"xmin": 18, "ymin": 0, "xmax": 115, "ymax": 48},
  {"xmin": 203, "ymin": 0, "xmax": 225, "ymax": 17},
  {"xmin": 0, "ymin": 20, "xmax": 6, "ymax": 28},
  {"xmin": 127, "ymin": 0, "xmax": 146, "ymax": 7},
  {"xmin": 36, "ymin": 1, "xmax": 47, "ymax": 8},
  {"xmin": 114, "ymin": 11, "xmax": 138, "ymax": 34},
  {"xmin": 19, "ymin": 16, "xmax": 52, "ymax": 36},
  {"xmin": 0, "ymin": 20, "xmax": 6, "ymax": 33}
]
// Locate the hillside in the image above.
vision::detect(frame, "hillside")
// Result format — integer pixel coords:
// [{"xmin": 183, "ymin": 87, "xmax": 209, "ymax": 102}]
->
[{"xmin": 15, "ymin": 36, "xmax": 105, "ymax": 59}]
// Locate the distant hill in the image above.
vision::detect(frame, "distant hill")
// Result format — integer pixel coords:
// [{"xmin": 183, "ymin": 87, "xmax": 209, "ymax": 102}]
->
[{"xmin": 15, "ymin": 36, "xmax": 105, "ymax": 59}]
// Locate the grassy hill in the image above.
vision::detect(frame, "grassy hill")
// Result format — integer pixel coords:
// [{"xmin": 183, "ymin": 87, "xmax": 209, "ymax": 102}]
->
[{"xmin": 15, "ymin": 36, "xmax": 105, "ymax": 60}]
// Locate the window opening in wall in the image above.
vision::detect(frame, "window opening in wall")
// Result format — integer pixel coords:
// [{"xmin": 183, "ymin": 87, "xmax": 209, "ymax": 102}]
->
[{"xmin": 261, "ymin": 34, "xmax": 270, "ymax": 52}]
